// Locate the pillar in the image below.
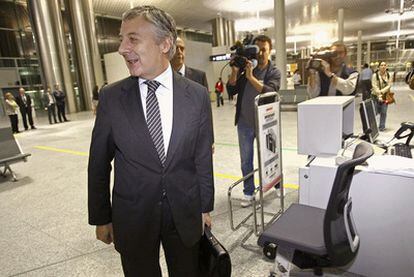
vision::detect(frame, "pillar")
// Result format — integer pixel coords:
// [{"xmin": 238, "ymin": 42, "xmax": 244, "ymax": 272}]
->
[
  {"xmin": 49, "ymin": 0, "xmax": 77, "ymax": 113},
  {"xmin": 357, "ymin": 30, "xmax": 362, "ymax": 72},
  {"xmin": 274, "ymin": 0, "xmax": 287, "ymax": 90},
  {"xmin": 338, "ymin": 8, "xmax": 344, "ymax": 42},
  {"xmin": 65, "ymin": 0, "xmax": 96, "ymax": 111}
]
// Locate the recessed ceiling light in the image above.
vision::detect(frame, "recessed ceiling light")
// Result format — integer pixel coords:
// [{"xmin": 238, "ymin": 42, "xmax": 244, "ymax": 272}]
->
[
  {"xmin": 364, "ymin": 11, "xmax": 414, "ymax": 22},
  {"xmin": 234, "ymin": 17, "xmax": 273, "ymax": 32}
]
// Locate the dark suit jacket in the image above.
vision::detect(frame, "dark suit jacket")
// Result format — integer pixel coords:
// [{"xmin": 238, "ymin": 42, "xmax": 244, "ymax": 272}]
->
[
  {"xmin": 185, "ymin": 66, "xmax": 209, "ymax": 91},
  {"xmin": 15, "ymin": 94, "xmax": 32, "ymax": 110},
  {"xmin": 88, "ymin": 73, "xmax": 214, "ymax": 257},
  {"xmin": 53, "ymin": 90, "xmax": 66, "ymax": 106}
]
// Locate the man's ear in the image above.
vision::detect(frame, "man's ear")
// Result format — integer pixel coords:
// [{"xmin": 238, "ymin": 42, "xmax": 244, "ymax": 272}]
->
[{"xmin": 160, "ymin": 38, "xmax": 172, "ymax": 55}]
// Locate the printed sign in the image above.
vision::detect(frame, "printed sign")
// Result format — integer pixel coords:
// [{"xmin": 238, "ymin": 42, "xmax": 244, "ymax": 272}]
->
[{"xmin": 256, "ymin": 98, "xmax": 282, "ymax": 192}]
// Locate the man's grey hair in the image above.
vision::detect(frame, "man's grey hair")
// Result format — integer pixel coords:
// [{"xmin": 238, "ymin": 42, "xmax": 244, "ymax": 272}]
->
[{"xmin": 122, "ymin": 5, "xmax": 177, "ymax": 60}]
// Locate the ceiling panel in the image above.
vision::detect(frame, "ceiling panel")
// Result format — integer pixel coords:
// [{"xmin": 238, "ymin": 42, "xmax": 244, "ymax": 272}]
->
[{"xmin": 92, "ymin": 0, "xmax": 414, "ymax": 45}]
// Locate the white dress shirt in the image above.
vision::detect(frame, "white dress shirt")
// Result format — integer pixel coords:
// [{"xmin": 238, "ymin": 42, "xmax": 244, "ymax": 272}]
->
[
  {"xmin": 178, "ymin": 64, "xmax": 186, "ymax": 76},
  {"xmin": 139, "ymin": 65, "xmax": 174, "ymax": 154}
]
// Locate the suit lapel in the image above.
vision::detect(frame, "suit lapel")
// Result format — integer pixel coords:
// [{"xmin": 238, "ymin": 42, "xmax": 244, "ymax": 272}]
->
[
  {"xmin": 185, "ymin": 67, "xmax": 192, "ymax": 80},
  {"xmin": 120, "ymin": 76, "xmax": 160, "ymax": 166},
  {"xmin": 164, "ymin": 73, "xmax": 189, "ymax": 168}
]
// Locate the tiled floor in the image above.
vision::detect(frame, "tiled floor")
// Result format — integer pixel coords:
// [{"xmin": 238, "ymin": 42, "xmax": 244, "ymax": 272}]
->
[{"xmin": 0, "ymin": 83, "xmax": 413, "ymax": 276}]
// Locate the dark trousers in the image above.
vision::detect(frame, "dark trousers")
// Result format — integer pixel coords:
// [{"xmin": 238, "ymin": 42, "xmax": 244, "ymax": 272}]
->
[
  {"xmin": 56, "ymin": 103, "xmax": 67, "ymax": 122},
  {"xmin": 216, "ymin": 92, "xmax": 224, "ymax": 107},
  {"xmin": 20, "ymin": 106, "xmax": 34, "ymax": 129},
  {"xmin": 8, "ymin": 114, "xmax": 18, "ymax": 133},
  {"xmin": 47, "ymin": 104, "xmax": 57, "ymax": 124},
  {"xmin": 120, "ymin": 197, "xmax": 200, "ymax": 277}
]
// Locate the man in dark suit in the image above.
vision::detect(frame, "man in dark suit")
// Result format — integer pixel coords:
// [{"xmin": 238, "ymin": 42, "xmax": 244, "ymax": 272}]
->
[
  {"xmin": 15, "ymin": 87, "xmax": 36, "ymax": 130},
  {"xmin": 171, "ymin": 37, "xmax": 209, "ymax": 90},
  {"xmin": 88, "ymin": 5, "xmax": 214, "ymax": 277},
  {"xmin": 52, "ymin": 84, "xmax": 69, "ymax": 122}
]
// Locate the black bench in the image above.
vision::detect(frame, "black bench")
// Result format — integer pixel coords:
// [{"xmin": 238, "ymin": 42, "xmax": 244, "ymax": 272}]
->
[{"xmin": 0, "ymin": 127, "xmax": 31, "ymax": 181}]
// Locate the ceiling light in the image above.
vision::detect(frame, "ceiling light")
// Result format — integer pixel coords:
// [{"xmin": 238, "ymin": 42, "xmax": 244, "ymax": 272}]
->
[
  {"xmin": 364, "ymin": 11, "xmax": 414, "ymax": 22},
  {"xmin": 234, "ymin": 17, "xmax": 273, "ymax": 32},
  {"xmin": 373, "ymin": 29, "xmax": 414, "ymax": 37}
]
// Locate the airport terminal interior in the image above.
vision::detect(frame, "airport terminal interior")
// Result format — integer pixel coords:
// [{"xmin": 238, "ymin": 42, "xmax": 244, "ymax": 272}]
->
[{"xmin": 1, "ymin": 0, "xmax": 414, "ymax": 276}]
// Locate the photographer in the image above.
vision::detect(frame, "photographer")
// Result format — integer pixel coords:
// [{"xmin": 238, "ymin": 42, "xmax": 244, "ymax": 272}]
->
[
  {"xmin": 228, "ymin": 34, "xmax": 281, "ymax": 207},
  {"xmin": 307, "ymin": 41, "xmax": 358, "ymax": 98}
]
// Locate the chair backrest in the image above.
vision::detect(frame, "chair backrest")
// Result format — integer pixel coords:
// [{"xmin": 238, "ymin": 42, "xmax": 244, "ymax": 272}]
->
[
  {"xmin": 0, "ymin": 127, "xmax": 23, "ymax": 160},
  {"xmin": 323, "ymin": 142, "xmax": 374, "ymax": 266}
]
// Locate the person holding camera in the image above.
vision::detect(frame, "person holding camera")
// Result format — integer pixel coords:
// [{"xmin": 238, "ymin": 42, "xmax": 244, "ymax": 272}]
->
[
  {"xmin": 371, "ymin": 61, "xmax": 393, "ymax": 131},
  {"xmin": 307, "ymin": 42, "xmax": 358, "ymax": 98},
  {"xmin": 228, "ymin": 34, "xmax": 281, "ymax": 207}
]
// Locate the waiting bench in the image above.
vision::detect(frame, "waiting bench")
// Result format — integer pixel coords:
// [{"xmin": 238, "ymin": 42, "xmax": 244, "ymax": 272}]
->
[
  {"xmin": 0, "ymin": 127, "xmax": 31, "ymax": 181},
  {"xmin": 279, "ymin": 87, "xmax": 309, "ymax": 111}
]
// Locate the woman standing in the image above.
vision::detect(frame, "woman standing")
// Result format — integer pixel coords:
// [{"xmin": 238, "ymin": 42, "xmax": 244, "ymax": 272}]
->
[
  {"xmin": 371, "ymin": 61, "xmax": 393, "ymax": 131},
  {"xmin": 4, "ymin": 92, "xmax": 20, "ymax": 133},
  {"xmin": 293, "ymin": 69, "xmax": 302, "ymax": 89}
]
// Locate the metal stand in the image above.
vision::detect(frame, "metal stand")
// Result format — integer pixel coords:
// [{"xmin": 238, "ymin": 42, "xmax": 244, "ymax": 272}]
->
[
  {"xmin": 227, "ymin": 91, "xmax": 285, "ymax": 250},
  {"xmin": 1, "ymin": 164, "xmax": 17, "ymax": 181}
]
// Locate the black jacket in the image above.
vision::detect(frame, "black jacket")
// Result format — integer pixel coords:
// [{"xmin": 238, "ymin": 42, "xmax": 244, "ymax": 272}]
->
[{"xmin": 15, "ymin": 94, "xmax": 32, "ymax": 110}]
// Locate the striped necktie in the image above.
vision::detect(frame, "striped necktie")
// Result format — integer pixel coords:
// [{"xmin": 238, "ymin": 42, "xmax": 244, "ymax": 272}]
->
[{"xmin": 144, "ymin": 80, "xmax": 166, "ymax": 166}]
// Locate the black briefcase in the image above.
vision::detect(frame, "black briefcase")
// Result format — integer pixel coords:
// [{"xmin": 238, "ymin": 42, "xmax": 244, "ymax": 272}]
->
[{"xmin": 199, "ymin": 225, "xmax": 232, "ymax": 277}]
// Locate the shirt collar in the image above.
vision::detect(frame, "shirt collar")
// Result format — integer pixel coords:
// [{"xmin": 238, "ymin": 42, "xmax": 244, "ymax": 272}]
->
[
  {"xmin": 139, "ymin": 64, "xmax": 173, "ymax": 92},
  {"xmin": 178, "ymin": 64, "xmax": 185, "ymax": 76}
]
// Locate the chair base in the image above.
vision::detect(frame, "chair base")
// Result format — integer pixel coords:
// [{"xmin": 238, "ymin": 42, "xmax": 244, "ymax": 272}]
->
[{"xmin": 271, "ymin": 246, "xmax": 331, "ymax": 276}]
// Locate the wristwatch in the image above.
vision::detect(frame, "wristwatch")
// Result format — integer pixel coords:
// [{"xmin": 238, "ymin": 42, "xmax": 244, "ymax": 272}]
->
[{"xmin": 329, "ymin": 73, "xmax": 336, "ymax": 79}]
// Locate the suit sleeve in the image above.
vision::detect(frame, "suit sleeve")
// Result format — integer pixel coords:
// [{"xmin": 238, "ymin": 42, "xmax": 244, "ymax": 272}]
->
[
  {"xmin": 88, "ymin": 88, "xmax": 116, "ymax": 225},
  {"xmin": 202, "ymin": 72, "xmax": 209, "ymax": 91},
  {"xmin": 195, "ymin": 88, "xmax": 214, "ymax": 213}
]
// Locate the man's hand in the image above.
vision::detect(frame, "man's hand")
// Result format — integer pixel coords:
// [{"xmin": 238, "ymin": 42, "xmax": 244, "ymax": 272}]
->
[
  {"xmin": 96, "ymin": 223, "xmax": 114, "ymax": 244},
  {"xmin": 245, "ymin": 60, "xmax": 253, "ymax": 80},
  {"xmin": 321, "ymin": 60, "xmax": 332, "ymax": 77},
  {"xmin": 202, "ymin": 213, "xmax": 212, "ymax": 228}
]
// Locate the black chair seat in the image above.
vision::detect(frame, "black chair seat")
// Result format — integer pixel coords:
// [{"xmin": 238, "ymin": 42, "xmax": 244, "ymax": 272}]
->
[{"xmin": 258, "ymin": 203, "xmax": 327, "ymax": 256}]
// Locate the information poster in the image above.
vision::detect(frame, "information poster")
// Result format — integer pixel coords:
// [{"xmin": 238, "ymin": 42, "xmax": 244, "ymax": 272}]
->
[{"xmin": 256, "ymin": 100, "xmax": 281, "ymax": 192}]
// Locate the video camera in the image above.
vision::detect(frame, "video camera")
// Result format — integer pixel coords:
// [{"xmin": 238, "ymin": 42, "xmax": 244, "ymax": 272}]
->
[
  {"xmin": 230, "ymin": 34, "xmax": 259, "ymax": 70},
  {"xmin": 306, "ymin": 49, "xmax": 338, "ymax": 71}
]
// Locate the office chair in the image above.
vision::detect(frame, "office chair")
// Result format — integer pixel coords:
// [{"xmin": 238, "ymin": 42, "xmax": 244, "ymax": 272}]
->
[{"xmin": 258, "ymin": 142, "xmax": 374, "ymax": 276}]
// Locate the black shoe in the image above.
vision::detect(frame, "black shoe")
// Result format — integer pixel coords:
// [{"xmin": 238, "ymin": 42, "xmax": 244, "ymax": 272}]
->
[
  {"xmin": 31, "ymin": 126, "xmax": 36, "ymax": 129},
  {"xmin": 24, "ymin": 128, "xmax": 28, "ymax": 131},
  {"xmin": 64, "ymin": 119, "xmax": 70, "ymax": 122}
]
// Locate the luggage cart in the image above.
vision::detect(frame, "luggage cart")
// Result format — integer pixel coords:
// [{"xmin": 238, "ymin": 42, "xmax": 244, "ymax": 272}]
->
[{"xmin": 228, "ymin": 92, "xmax": 285, "ymax": 248}]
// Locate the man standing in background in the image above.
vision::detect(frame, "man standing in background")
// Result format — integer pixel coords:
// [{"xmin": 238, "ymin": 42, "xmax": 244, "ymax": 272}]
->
[
  {"xmin": 15, "ymin": 87, "xmax": 36, "ymax": 130},
  {"xmin": 307, "ymin": 42, "xmax": 358, "ymax": 98},
  {"xmin": 53, "ymin": 84, "xmax": 69, "ymax": 122},
  {"xmin": 171, "ymin": 37, "xmax": 209, "ymax": 90},
  {"xmin": 42, "ymin": 87, "xmax": 57, "ymax": 124},
  {"xmin": 360, "ymin": 63, "xmax": 373, "ymax": 100},
  {"xmin": 228, "ymin": 34, "xmax": 281, "ymax": 207}
]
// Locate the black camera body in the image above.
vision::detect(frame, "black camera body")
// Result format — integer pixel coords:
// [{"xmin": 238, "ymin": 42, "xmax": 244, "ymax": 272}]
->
[
  {"xmin": 230, "ymin": 34, "xmax": 259, "ymax": 70},
  {"xmin": 306, "ymin": 50, "xmax": 338, "ymax": 71}
]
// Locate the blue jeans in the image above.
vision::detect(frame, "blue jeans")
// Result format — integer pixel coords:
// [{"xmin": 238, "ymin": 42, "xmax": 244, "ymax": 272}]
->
[
  {"xmin": 376, "ymin": 101, "xmax": 388, "ymax": 130},
  {"xmin": 237, "ymin": 120, "xmax": 256, "ymax": 196}
]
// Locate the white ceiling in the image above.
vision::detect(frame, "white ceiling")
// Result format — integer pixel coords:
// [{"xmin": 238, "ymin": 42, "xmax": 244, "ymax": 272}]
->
[{"xmin": 92, "ymin": 0, "xmax": 414, "ymax": 47}]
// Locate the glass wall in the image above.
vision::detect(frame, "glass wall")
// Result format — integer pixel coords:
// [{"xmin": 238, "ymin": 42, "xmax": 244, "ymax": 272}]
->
[{"xmin": 0, "ymin": 0, "xmax": 42, "ymax": 115}]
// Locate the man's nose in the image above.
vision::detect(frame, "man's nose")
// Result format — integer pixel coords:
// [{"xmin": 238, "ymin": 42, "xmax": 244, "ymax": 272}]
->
[{"xmin": 118, "ymin": 39, "xmax": 129, "ymax": 55}]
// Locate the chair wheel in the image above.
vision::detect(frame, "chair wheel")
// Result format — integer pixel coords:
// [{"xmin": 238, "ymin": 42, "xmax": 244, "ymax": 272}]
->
[{"xmin": 263, "ymin": 243, "xmax": 277, "ymax": 260}]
